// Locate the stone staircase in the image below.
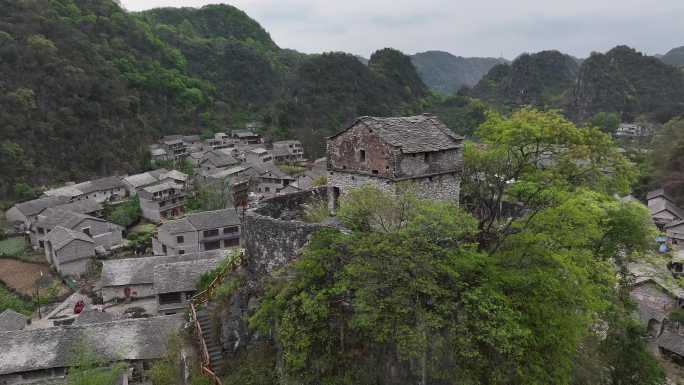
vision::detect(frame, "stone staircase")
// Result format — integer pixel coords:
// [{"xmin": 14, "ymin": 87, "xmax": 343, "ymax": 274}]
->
[{"xmin": 196, "ymin": 302, "xmax": 224, "ymax": 373}]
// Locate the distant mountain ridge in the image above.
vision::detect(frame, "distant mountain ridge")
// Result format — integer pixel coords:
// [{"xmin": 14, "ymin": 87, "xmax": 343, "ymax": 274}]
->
[
  {"xmin": 467, "ymin": 50, "xmax": 579, "ymax": 110},
  {"xmin": 466, "ymin": 46, "xmax": 684, "ymax": 124},
  {"xmin": 661, "ymin": 46, "xmax": 684, "ymax": 66},
  {"xmin": 410, "ymin": 51, "xmax": 507, "ymax": 95}
]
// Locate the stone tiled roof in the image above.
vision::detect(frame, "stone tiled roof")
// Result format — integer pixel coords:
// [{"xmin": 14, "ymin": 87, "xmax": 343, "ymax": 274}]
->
[
  {"xmin": 657, "ymin": 328, "xmax": 684, "ymax": 356},
  {"xmin": 53, "ymin": 199, "xmax": 102, "ymax": 215},
  {"xmin": 647, "ymin": 188, "xmax": 674, "ymax": 202},
  {"xmin": 11, "ymin": 196, "xmax": 71, "ymax": 216},
  {"xmin": 44, "ymin": 177, "xmax": 125, "ymax": 198},
  {"xmin": 123, "ymin": 169, "xmax": 169, "ymax": 189},
  {"xmin": 185, "ymin": 208, "xmax": 241, "ymax": 230},
  {"xmin": 142, "ymin": 182, "xmax": 184, "ymax": 194},
  {"xmin": 79, "ymin": 176, "xmax": 125, "ymax": 194},
  {"xmin": 43, "ymin": 185, "xmax": 84, "ymax": 198},
  {"xmin": 650, "ymin": 199, "xmax": 684, "ymax": 219},
  {"xmin": 201, "ymin": 151, "xmax": 239, "ymax": 168},
  {"xmin": 332, "ymin": 114, "xmax": 463, "ymax": 154},
  {"xmin": 158, "ymin": 209, "xmax": 240, "ymax": 235},
  {"xmin": 73, "ymin": 309, "xmax": 117, "ymax": 325},
  {"xmin": 253, "ymin": 163, "xmax": 295, "ymax": 181},
  {"xmin": 99, "ymin": 251, "xmax": 227, "ymax": 288},
  {"xmin": 0, "ymin": 309, "xmax": 27, "ymax": 332},
  {"xmin": 158, "ymin": 217, "xmax": 196, "ymax": 235},
  {"xmin": 0, "ymin": 315, "xmax": 184, "ymax": 376},
  {"xmin": 45, "ymin": 226, "xmax": 94, "ymax": 253},
  {"xmin": 161, "ymin": 170, "xmax": 188, "ymax": 182},
  {"xmin": 35, "ymin": 208, "xmax": 105, "ymax": 231},
  {"xmin": 153, "ymin": 258, "xmax": 220, "ymax": 294},
  {"xmin": 205, "ymin": 165, "xmax": 251, "ymax": 180}
]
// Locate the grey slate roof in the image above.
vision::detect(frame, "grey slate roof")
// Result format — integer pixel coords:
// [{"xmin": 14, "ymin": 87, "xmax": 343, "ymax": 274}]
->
[
  {"xmin": 331, "ymin": 114, "xmax": 463, "ymax": 154},
  {"xmin": 123, "ymin": 169, "xmax": 169, "ymax": 189},
  {"xmin": 0, "ymin": 314, "xmax": 184, "ymax": 376},
  {"xmin": 657, "ymin": 329, "xmax": 684, "ymax": 356},
  {"xmin": 79, "ymin": 176, "xmax": 125, "ymax": 194},
  {"xmin": 45, "ymin": 226, "xmax": 94, "ymax": 253},
  {"xmin": 35, "ymin": 208, "xmax": 105, "ymax": 231},
  {"xmin": 11, "ymin": 196, "xmax": 71, "ymax": 216},
  {"xmin": 53, "ymin": 199, "xmax": 102, "ymax": 215},
  {"xmin": 185, "ymin": 209, "xmax": 240, "ymax": 230},
  {"xmin": 158, "ymin": 209, "xmax": 240, "ymax": 235},
  {"xmin": 153, "ymin": 258, "xmax": 220, "ymax": 294},
  {"xmin": 253, "ymin": 163, "xmax": 295, "ymax": 181},
  {"xmin": 157, "ymin": 217, "xmax": 196, "ymax": 235},
  {"xmin": 0, "ymin": 309, "xmax": 27, "ymax": 332},
  {"xmin": 650, "ymin": 199, "xmax": 684, "ymax": 219},
  {"xmin": 161, "ymin": 170, "xmax": 188, "ymax": 182},
  {"xmin": 647, "ymin": 188, "xmax": 674, "ymax": 201},
  {"xmin": 73, "ymin": 309, "xmax": 117, "ymax": 325},
  {"xmin": 99, "ymin": 250, "xmax": 227, "ymax": 287},
  {"xmin": 201, "ymin": 150, "xmax": 239, "ymax": 168}
]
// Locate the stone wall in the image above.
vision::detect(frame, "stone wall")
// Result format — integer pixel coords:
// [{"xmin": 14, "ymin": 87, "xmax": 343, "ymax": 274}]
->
[
  {"xmin": 242, "ymin": 187, "xmax": 330, "ymax": 276},
  {"xmin": 219, "ymin": 188, "xmax": 334, "ymax": 352},
  {"xmin": 327, "ymin": 123, "xmax": 398, "ymax": 178},
  {"xmin": 398, "ymin": 148, "xmax": 463, "ymax": 178},
  {"xmin": 328, "ymin": 170, "xmax": 460, "ymax": 203}
]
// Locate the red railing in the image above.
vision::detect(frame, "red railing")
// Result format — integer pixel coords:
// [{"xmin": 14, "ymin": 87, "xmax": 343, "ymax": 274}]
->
[
  {"xmin": 190, "ymin": 302, "xmax": 223, "ymax": 385},
  {"xmin": 188, "ymin": 250, "xmax": 244, "ymax": 385},
  {"xmin": 192, "ymin": 250, "xmax": 243, "ymax": 305}
]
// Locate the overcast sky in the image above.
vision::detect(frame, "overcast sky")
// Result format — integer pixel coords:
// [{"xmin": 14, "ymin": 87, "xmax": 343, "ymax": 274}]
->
[{"xmin": 120, "ymin": 0, "xmax": 683, "ymax": 59}]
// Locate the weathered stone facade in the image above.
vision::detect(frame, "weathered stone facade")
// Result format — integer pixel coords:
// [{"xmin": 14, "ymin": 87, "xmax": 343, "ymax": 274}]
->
[
  {"xmin": 326, "ymin": 115, "xmax": 464, "ymax": 204},
  {"xmin": 242, "ymin": 187, "xmax": 331, "ymax": 275},
  {"xmin": 219, "ymin": 188, "xmax": 338, "ymax": 353}
]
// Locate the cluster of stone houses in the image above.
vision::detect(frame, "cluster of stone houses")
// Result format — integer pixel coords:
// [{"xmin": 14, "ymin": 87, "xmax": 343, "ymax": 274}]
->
[
  {"xmin": 0, "ymin": 314, "xmax": 184, "ymax": 384},
  {"xmin": 0, "ymin": 114, "xmax": 470, "ymax": 384},
  {"xmin": 622, "ymin": 189, "xmax": 684, "ymax": 362},
  {"xmin": 4, "ymin": 169, "xmax": 192, "ymax": 277},
  {"xmin": 148, "ymin": 128, "xmax": 311, "ymax": 200},
  {"xmin": 98, "ymin": 250, "xmax": 229, "ymax": 315}
]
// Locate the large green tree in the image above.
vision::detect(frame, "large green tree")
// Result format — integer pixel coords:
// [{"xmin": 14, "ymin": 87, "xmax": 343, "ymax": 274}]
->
[{"xmin": 248, "ymin": 109, "xmax": 661, "ymax": 385}]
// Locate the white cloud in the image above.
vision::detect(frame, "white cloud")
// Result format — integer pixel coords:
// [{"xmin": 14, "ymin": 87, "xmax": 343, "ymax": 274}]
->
[{"xmin": 120, "ymin": 0, "xmax": 684, "ymax": 59}]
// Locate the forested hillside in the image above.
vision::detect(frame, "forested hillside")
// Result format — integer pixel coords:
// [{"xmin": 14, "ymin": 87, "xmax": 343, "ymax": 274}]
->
[
  {"xmin": 572, "ymin": 46, "xmax": 684, "ymax": 122},
  {"xmin": 466, "ymin": 50, "xmax": 579, "ymax": 112},
  {"xmin": 0, "ymin": 0, "xmax": 214, "ymax": 198},
  {"xmin": 0, "ymin": 0, "xmax": 432, "ymax": 199},
  {"xmin": 467, "ymin": 46, "xmax": 684, "ymax": 124},
  {"xmin": 410, "ymin": 51, "xmax": 507, "ymax": 95}
]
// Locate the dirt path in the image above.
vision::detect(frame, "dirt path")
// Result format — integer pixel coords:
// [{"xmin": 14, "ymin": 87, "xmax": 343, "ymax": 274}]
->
[{"xmin": 0, "ymin": 258, "xmax": 52, "ymax": 296}]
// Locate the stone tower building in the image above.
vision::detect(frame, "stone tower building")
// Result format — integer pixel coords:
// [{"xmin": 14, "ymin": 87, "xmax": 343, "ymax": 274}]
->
[{"xmin": 326, "ymin": 114, "xmax": 464, "ymax": 206}]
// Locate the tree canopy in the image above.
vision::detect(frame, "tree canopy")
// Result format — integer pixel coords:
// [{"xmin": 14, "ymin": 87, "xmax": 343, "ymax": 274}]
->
[{"xmin": 247, "ymin": 110, "xmax": 662, "ymax": 385}]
